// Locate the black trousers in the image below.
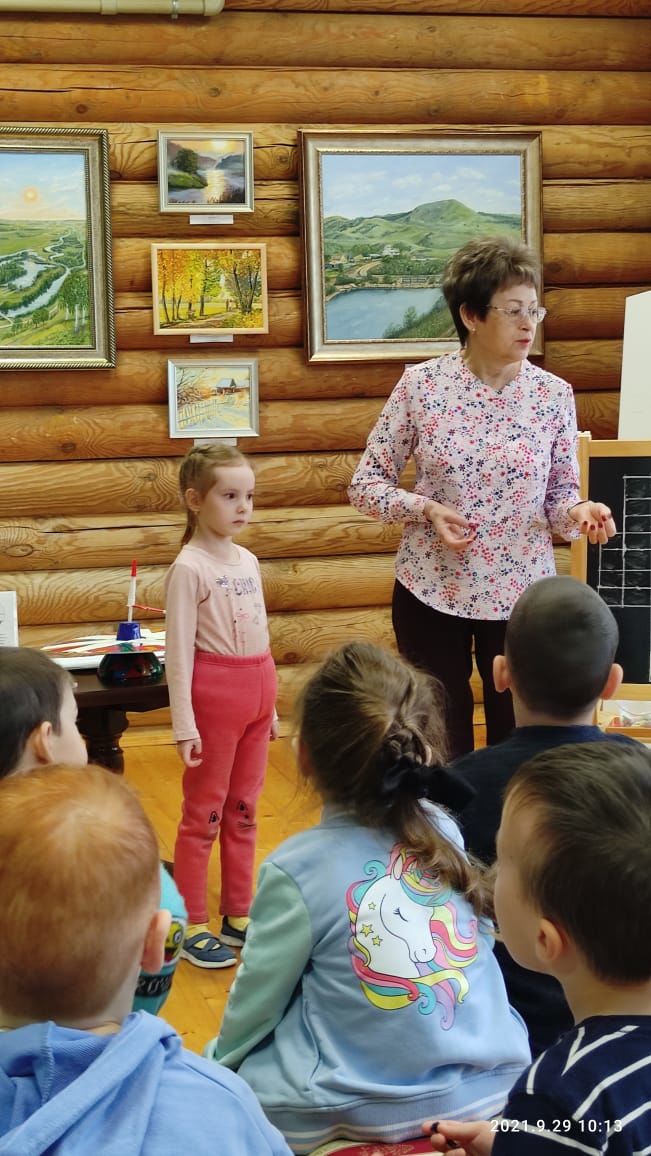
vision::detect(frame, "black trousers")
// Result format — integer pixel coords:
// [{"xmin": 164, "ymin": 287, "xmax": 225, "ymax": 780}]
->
[{"xmin": 392, "ymin": 580, "xmax": 515, "ymax": 760}]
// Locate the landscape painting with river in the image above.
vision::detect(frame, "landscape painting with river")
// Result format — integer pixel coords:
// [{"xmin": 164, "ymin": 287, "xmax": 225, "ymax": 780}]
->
[{"xmin": 0, "ymin": 151, "xmax": 92, "ymax": 351}]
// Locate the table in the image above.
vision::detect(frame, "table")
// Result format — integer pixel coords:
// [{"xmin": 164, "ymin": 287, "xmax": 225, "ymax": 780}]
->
[{"xmin": 74, "ymin": 669, "xmax": 169, "ymax": 772}]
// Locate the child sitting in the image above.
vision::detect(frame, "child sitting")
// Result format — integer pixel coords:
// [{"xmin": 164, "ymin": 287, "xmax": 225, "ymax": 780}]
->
[
  {"xmin": 0, "ymin": 764, "xmax": 291, "ymax": 1155},
  {"xmin": 0, "ymin": 645, "xmax": 186, "ymax": 1016},
  {"xmin": 207, "ymin": 642, "xmax": 530, "ymax": 1154},
  {"xmin": 428, "ymin": 742, "xmax": 651, "ymax": 1154}
]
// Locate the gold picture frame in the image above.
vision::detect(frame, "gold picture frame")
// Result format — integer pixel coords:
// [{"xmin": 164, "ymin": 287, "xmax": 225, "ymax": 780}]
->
[
  {"xmin": 0, "ymin": 125, "xmax": 115, "ymax": 370},
  {"xmin": 300, "ymin": 130, "xmax": 543, "ymax": 363},
  {"xmin": 151, "ymin": 242, "xmax": 268, "ymax": 336}
]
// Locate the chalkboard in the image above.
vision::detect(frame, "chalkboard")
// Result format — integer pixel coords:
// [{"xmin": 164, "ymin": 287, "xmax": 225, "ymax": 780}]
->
[{"xmin": 572, "ymin": 436, "xmax": 651, "ymax": 693}]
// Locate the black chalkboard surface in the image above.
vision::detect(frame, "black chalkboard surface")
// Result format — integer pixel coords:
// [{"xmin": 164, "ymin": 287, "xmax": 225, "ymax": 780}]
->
[{"xmin": 572, "ymin": 436, "xmax": 651, "ymax": 690}]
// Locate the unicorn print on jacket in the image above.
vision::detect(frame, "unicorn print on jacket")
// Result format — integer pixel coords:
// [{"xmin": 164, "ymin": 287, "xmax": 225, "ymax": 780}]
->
[{"xmin": 346, "ymin": 844, "xmax": 479, "ymax": 1027}]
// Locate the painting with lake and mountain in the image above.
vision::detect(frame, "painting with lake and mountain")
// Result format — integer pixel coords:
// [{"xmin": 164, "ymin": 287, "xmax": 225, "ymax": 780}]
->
[
  {"xmin": 300, "ymin": 132, "xmax": 542, "ymax": 361},
  {"xmin": 0, "ymin": 128, "xmax": 115, "ymax": 369},
  {"xmin": 158, "ymin": 132, "xmax": 254, "ymax": 214}
]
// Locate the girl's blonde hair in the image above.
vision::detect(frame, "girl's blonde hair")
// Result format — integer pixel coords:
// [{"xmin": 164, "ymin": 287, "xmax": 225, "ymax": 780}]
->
[
  {"xmin": 295, "ymin": 642, "xmax": 490, "ymax": 917},
  {"xmin": 178, "ymin": 444, "xmax": 249, "ymax": 546}
]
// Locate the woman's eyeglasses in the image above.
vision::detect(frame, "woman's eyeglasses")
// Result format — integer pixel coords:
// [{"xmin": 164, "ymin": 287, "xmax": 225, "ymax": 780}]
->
[{"xmin": 487, "ymin": 305, "xmax": 547, "ymax": 323}]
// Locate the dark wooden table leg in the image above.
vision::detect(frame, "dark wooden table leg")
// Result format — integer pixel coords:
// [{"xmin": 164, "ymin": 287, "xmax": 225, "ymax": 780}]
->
[{"xmin": 77, "ymin": 706, "xmax": 129, "ymax": 773}]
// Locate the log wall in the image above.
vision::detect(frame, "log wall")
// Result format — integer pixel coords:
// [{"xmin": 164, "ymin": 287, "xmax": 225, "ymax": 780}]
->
[{"xmin": 1, "ymin": 0, "xmax": 650, "ymax": 728}]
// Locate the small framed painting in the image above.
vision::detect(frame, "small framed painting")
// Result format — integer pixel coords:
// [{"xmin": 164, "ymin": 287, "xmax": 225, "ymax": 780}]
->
[
  {"xmin": 300, "ymin": 129, "xmax": 543, "ymax": 362},
  {"xmin": 151, "ymin": 243, "xmax": 268, "ymax": 336},
  {"xmin": 168, "ymin": 357, "xmax": 259, "ymax": 439},
  {"xmin": 158, "ymin": 131, "xmax": 254, "ymax": 214}
]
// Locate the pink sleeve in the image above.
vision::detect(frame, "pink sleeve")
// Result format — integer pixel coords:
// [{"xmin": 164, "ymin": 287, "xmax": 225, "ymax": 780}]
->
[
  {"xmin": 543, "ymin": 383, "xmax": 581, "ymax": 540},
  {"xmin": 164, "ymin": 562, "xmax": 201, "ymax": 742},
  {"xmin": 347, "ymin": 372, "xmax": 429, "ymax": 525}
]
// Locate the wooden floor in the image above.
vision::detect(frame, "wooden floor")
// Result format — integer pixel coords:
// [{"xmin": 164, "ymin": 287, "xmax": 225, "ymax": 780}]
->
[{"xmin": 123, "ymin": 730, "xmax": 321, "ymax": 1056}]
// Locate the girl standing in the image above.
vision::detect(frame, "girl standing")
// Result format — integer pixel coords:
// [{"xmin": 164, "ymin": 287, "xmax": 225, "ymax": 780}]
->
[
  {"xmin": 207, "ymin": 642, "xmax": 530, "ymax": 1152},
  {"xmin": 165, "ymin": 445, "xmax": 278, "ymax": 968}
]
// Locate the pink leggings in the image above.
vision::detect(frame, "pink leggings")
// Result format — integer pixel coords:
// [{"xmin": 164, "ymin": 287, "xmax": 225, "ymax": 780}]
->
[{"xmin": 173, "ymin": 650, "xmax": 277, "ymax": 924}]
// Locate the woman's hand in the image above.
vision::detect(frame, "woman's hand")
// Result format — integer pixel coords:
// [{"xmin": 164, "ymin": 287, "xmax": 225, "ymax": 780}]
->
[
  {"xmin": 423, "ymin": 1118, "xmax": 495, "ymax": 1155},
  {"xmin": 569, "ymin": 501, "xmax": 616, "ymax": 545},
  {"xmin": 424, "ymin": 500, "xmax": 477, "ymax": 551},
  {"xmin": 177, "ymin": 738, "xmax": 203, "ymax": 768},
  {"xmin": 270, "ymin": 716, "xmax": 280, "ymax": 741}
]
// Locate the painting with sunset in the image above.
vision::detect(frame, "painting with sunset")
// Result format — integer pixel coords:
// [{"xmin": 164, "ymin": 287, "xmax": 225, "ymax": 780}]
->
[
  {"xmin": 0, "ymin": 127, "xmax": 114, "ymax": 369},
  {"xmin": 158, "ymin": 131, "xmax": 254, "ymax": 214}
]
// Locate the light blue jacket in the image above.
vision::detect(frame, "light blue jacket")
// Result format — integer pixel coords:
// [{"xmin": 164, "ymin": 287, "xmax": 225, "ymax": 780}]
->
[
  {"xmin": 209, "ymin": 805, "xmax": 530, "ymax": 1154},
  {"xmin": 0, "ymin": 1012, "xmax": 290, "ymax": 1155}
]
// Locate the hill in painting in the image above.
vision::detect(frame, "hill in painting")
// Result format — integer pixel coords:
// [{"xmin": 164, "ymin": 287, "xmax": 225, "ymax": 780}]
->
[{"xmin": 324, "ymin": 198, "xmax": 520, "ymax": 260}]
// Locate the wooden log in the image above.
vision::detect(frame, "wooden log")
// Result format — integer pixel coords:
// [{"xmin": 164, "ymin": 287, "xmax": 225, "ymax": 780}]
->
[
  {"xmin": 544, "ymin": 181, "xmax": 651, "ymax": 232},
  {"xmin": 545, "ymin": 233, "xmax": 651, "ymax": 283},
  {"xmin": 0, "ymin": 553, "xmax": 396, "ymax": 624},
  {"xmin": 111, "ymin": 182, "xmax": 298, "ymax": 241},
  {"xmin": 16, "ymin": 123, "xmax": 647, "ymax": 184},
  {"xmin": 110, "ymin": 179, "xmax": 651, "ymax": 246},
  {"xmin": 541, "ymin": 341, "xmax": 623, "ymax": 391},
  {"xmin": 543, "ymin": 289, "xmax": 633, "ymax": 342},
  {"xmin": 0, "ymin": 348, "xmax": 400, "ymax": 409},
  {"xmin": 269, "ymin": 607, "xmax": 396, "ymax": 666},
  {"xmin": 0, "ymin": 506, "xmax": 402, "ymax": 572},
  {"xmin": 112, "ymin": 220, "xmax": 651, "ymax": 298},
  {"xmin": 0, "ymin": 391, "xmax": 622, "ymax": 464},
  {"xmin": 114, "ymin": 291, "xmax": 635, "ymax": 355},
  {"xmin": 2, "ymin": 13, "xmax": 648, "ymax": 70},
  {"xmin": 113, "ymin": 234, "xmax": 299, "ymax": 292},
  {"xmin": 0, "ymin": 67, "xmax": 647, "ymax": 126},
  {"xmin": 0, "ymin": 452, "xmax": 362, "ymax": 516},
  {"xmin": 224, "ymin": 1, "xmax": 651, "ymax": 16}
]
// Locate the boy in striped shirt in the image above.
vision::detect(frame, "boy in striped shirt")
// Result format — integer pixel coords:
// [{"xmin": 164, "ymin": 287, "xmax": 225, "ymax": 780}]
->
[{"xmin": 427, "ymin": 742, "xmax": 651, "ymax": 1154}]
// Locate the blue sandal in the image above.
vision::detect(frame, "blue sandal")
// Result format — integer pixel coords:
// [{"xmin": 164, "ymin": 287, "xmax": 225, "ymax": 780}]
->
[{"xmin": 180, "ymin": 931, "xmax": 236, "ymax": 969}]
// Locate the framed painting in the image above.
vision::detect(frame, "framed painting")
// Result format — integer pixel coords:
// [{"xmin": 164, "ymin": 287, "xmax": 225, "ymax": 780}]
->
[
  {"xmin": 0, "ymin": 126, "xmax": 115, "ymax": 370},
  {"xmin": 300, "ymin": 130, "xmax": 543, "ymax": 363},
  {"xmin": 168, "ymin": 357, "xmax": 259, "ymax": 439},
  {"xmin": 151, "ymin": 243, "xmax": 268, "ymax": 336},
  {"xmin": 158, "ymin": 130, "xmax": 254, "ymax": 215}
]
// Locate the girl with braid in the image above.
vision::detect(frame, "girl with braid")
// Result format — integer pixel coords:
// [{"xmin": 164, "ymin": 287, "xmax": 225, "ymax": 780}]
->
[
  {"xmin": 206, "ymin": 642, "xmax": 529, "ymax": 1154},
  {"xmin": 165, "ymin": 444, "xmax": 278, "ymax": 969}
]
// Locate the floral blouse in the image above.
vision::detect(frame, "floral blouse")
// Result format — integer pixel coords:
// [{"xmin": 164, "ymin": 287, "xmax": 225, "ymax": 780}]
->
[{"xmin": 348, "ymin": 351, "xmax": 581, "ymax": 621}]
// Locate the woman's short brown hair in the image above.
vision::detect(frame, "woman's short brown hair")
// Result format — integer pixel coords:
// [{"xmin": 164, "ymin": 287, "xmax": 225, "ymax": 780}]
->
[{"xmin": 442, "ymin": 235, "xmax": 540, "ymax": 345}]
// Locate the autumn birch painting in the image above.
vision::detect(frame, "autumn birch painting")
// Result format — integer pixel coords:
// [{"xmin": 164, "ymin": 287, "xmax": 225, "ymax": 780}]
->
[{"xmin": 151, "ymin": 243, "xmax": 268, "ymax": 336}]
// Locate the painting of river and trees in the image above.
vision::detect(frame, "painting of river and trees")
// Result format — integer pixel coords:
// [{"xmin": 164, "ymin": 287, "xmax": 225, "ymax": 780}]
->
[
  {"xmin": 300, "ymin": 131, "xmax": 542, "ymax": 362},
  {"xmin": 158, "ymin": 131, "xmax": 254, "ymax": 214},
  {"xmin": 0, "ymin": 127, "xmax": 115, "ymax": 369},
  {"xmin": 151, "ymin": 243, "xmax": 268, "ymax": 336}
]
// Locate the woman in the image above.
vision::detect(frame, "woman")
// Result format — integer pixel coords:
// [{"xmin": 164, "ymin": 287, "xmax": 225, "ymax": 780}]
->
[{"xmin": 348, "ymin": 235, "xmax": 615, "ymax": 759}]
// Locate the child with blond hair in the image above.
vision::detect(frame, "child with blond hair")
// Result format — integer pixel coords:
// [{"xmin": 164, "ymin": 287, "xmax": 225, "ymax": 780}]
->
[
  {"xmin": 0, "ymin": 764, "xmax": 291, "ymax": 1155},
  {"xmin": 165, "ymin": 444, "xmax": 278, "ymax": 967}
]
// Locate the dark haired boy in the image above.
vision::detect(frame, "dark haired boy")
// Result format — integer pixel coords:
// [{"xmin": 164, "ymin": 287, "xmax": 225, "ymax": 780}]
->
[
  {"xmin": 0, "ymin": 645, "xmax": 187, "ymax": 1016},
  {"xmin": 428, "ymin": 742, "xmax": 651, "ymax": 1154},
  {"xmin": 449, "ymin": 576, "xmax": 638, "ymax": 1055}
]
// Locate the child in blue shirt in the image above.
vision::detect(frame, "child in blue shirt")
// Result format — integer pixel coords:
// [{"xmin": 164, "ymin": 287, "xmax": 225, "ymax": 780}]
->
[
  {"xmin": 207, "ymin": 642, "xmax": 530, "ymax": 1153},
  {"xmin": 0, "ymin": 764, "xmax": 291, "ymax": 1156},
  {"xmin": 427, "ymin": 742, "xmax": 651, "ymax": 1154}
]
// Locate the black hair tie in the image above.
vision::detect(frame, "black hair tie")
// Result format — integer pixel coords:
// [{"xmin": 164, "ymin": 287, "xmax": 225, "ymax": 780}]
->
[{"xmin": 380, "ymin": 755, "xmax": 476, "ymax": 813}]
